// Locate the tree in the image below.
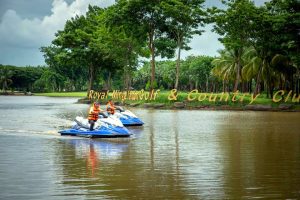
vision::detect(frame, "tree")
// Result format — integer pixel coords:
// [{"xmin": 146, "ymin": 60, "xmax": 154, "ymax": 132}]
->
[
  {"xmin": 40, "ymin": 45, "xmax": 87, "ymax": 91},
  {"xmin": 36, "ymin": 68, "xmax": 65, "ymax": 92},
  {"xmin": 111, "ymin": 0, "xmax": 177, "ymax": 90},
  {"xmin": 271, "ymin": 54, "xmax": 297, "ymax": 91},
  {"xmin": 242, "ymin": 47, "xmax": 279, "ymax": 95},
  {"xmin": 266, "ymin": 0, "xmax": 300, "ymax": 95},
  {"xmin": 188, "ymin": 56, "xmax": 214, "ymax": 92},
  {"xmin": 132, "ymin": 62, "xmax": 151, "ymax": 90},
  {"xmin": 0, "ymin": 66, "xmax": 14, "ymax": 92},
  {"xmin": 210, "ymin": 0, "xmax": 256, "ymax": 92},
  {"xmin": 43, "ymin": 6, "xmax": 110, "ymax": 95},
  {"xmin": 105, "ymin": 5, "xmax": 145, "ymax": 91},
  {"xmin": 162, "ymin": 0, "xmax": 206, "ymax": 90},
  {"xmin": 212, "ymin": 49, "xmax": 238, "ymax": 92}
]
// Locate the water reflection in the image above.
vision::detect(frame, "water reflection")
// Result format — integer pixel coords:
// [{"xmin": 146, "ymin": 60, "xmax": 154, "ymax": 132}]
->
[
  {"xmin": 60, "ymin": 138, "xmax": 130, "ymax": 176},
  {"xmin": 1, "ymin": 97, "xmax": 300, "ymax": 199},
  {"xmin": 216, "ymin": 111, "xmax": 300, "ymax": 199}
]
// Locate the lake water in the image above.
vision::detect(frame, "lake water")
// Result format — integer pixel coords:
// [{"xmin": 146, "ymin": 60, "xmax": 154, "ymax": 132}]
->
[{"xmin": 0, "ymin": 96, "xmax": 299, "ymax": 199}]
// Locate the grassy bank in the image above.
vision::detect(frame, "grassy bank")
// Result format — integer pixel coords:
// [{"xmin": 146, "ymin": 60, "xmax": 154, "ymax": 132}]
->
[
  {"xmin": 35, "ymin": 92, "xmax": 86, "ymax": 97},
  {"xmin": 114, "ymin": 91, "xmax": 299, "ymax": 109},
  {"xmin": 35, "ymin": 91, "xmax": 300, "ymax": 111}
]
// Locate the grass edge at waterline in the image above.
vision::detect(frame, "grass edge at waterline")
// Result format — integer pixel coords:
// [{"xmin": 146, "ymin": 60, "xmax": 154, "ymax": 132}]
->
[
  {"xmin": 34, "ymin": 92, "xmax": 87, "ymax": 97},
  {"xmin": 33, "ymin": 91, "xmax": 300, "ymax": 111}
]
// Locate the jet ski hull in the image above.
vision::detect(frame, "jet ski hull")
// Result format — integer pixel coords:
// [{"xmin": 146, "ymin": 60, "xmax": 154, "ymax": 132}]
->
[
  {"xmin": 59, "ymin": 129, "xmax": 131, "ymax": 138},
  {"xmin": 120, "ymin": 118, "xmax": 144, "ymax": 126},
  {"xmin": 59, "ymin": 116, "xmax": 131, "ymax": 138}
]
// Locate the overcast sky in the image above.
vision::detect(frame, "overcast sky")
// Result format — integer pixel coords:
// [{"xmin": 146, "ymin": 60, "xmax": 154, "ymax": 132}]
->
[{"xmin": 0, "ymin": 0, "xmax": 267, "ymax": 66}]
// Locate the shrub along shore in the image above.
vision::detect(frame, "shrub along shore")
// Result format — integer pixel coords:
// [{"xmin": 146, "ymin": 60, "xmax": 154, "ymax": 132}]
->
[{"xmin": 31, "ymin": 91, "xmax": 300, "ymax": 112}]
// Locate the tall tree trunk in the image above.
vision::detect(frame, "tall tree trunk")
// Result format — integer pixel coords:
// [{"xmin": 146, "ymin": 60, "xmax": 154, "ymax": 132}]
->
[
  {"xmin": 254, "ymin": 67, "xmax": 262, "ymax": 96},
  {"xmin": 107, "ymin": 71, "xmax": 112, "ymax": 90},
  {"xmin": 222, "ymin": 79, "xmax": 225, "ymax": 93},
  {"xmin": 123, "ymin": 66, "xmax": 127, "ymax": 90},
  {"xmin": 206, "ymin": 75, "xmax": 209, "ymax": 92},
  {"xmin": 2, "ymin": 80, "xmax": 7, "ymax": 92},
  {"xmin": 148, "ymin": 31, "xmax": 155, "ymax": 91},
  {"xmin": 296, "ymin": 70, "xmax": 300, "ymax": 95},
  {"xmin": 226, "ymin": 80, "xmax": 229, "ymax": 93},
  {"xmin": 123, "ymin": 66, "xmax": 131, "ymax": 91},
  {"xmin": 87, "ymin": 63, "xmax": 95, "ymax": 97},
  {"xmin": 269, "ymin": 81, "xmax": 274, "ymax": 98},
  {"xmin": 124, "ymin": 45, "xmax": 133, "ymax": 91},
  {"xmin": 126, "ymin": 70, "xmax": 131, "ymax": 91},
  {"xmin": 189, "ymin": 76, "xmax": 193, "ymax": 91},
  {"xmin": 248, "ymin": 80, "xmax": 252, "ymax": 93},
  {"xmin": 214, "ymin": 82, "xmax": 217, "ymax": 93},
  {"xmin": 279, "ymin": 74, "xmax": 283, "ymax": 90},
  {"xmin": 233, "ymin": 57, "xmax": 241, "ymax": 92},
  {"xmin": 291, "ymin": 74, "xmax": 294, "ymax": 96},
  {"xmin": 174, "ymin": 38, "xmax": 182, "ymax": 90}
]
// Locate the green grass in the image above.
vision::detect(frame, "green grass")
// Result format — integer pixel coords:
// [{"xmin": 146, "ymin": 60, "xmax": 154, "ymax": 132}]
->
[
  {"xmin": 35, "ymin": 92, "xmax": 87, "ymax": 97},
  {"xmin": 113, "ymin": 90, "xmax": 275, "ymax": 105},
  {"xmin": 111, "ymin": 90, "xmax": 299, "ymax": 109},
  {"xmin": 35, "ymin": 90, "xmax": 299, "ymax": 110}
]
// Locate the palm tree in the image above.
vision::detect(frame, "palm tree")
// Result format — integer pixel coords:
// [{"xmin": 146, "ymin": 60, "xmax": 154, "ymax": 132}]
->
[
  {"xmin": 0, "ymin": 67, "xmax": 14, "ymax": 93},
  {"xmin": 242, "ymin": 48, "xmax": 263, "ymax": 94},
  {"xmin": 211, "ymin": 49, "xmax": 238, "ymax": 92},
  {"xmin": 271, "ymin": 54, "xmax": 297, "ymax": 91},
  {"xmin": 242, "ymin": 47, "xmax": 281, "ymax": 97}
]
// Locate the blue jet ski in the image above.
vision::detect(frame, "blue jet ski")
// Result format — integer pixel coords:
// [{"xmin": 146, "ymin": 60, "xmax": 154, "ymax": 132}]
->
[
  {"xmin": 113, "ymin": 107, "xmax": 144, "ymax": 126},
  {"xmin": 59, "ymin": 116, "xmax": 131, "ymax": 138}
]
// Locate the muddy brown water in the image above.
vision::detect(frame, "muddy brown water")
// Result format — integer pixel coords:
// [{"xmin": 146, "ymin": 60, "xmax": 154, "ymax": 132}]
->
[{"xmin": 0, "ymin": 96, "xmax": 299, "ymax": 199}]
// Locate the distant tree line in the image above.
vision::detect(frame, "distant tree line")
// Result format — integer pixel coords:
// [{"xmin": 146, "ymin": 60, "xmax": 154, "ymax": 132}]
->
[
  {"xmin": 0, "ymin": 55, "xmax": 214, "ymax": 93},
  {"xmin": 1, "ymin": 0, "xmax": 298, "ymax": 96},
  {"xmin": 0, "ymin": 65, "xmax": 44, "ymax": 93}
]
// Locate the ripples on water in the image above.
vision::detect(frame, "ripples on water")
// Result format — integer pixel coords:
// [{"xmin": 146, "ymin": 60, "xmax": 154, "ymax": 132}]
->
[{"xmin": 0, "ymin": 96, "xmax": 300, "ymax": 199}]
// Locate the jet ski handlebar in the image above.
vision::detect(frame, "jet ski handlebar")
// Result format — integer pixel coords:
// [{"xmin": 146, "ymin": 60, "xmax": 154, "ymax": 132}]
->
[
  {"xmin": 115, "ymin": 106, "xmax": 125, "ymax": 112},
  {"xmin": 99, "ymin": 112, "xmax": 108, "ymax": 118}
]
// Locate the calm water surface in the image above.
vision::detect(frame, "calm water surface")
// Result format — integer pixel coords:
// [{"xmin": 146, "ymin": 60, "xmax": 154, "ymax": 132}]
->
[{"xmin": 0, "ymin": 96, "xmax": 299, "ymax": 199}]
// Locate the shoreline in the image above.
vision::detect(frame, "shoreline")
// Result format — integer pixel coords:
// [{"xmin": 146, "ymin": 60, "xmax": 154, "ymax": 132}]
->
[
  {"xmin": 77, "ymin": 98, "xmax": 300, "ymax": 112},
  {"xmin": 1, "ymin": 92, "xmax": 299, "ymax": 112}
]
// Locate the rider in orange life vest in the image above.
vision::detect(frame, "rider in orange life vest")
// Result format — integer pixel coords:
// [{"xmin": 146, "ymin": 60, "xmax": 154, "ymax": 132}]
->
[
  {"xmin": 106, "ymin": 99, "xmax": 115, "ymax": 115},
  {"xmin": 88, "ymin": 102, "xmax": 102, "ymax": 131}
]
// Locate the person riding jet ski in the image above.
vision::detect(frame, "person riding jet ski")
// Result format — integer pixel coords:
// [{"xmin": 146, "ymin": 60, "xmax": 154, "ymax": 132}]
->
[
  {"xmin": 58, "ymin": 102, "xmax": 131, "ymax": 137},
  {"xmin": 88, "ymin": 102, "xmax": 102, "ymax": 131},
  {"xmin": 106, "ymin": 99, "xmax": 115, "ymax": 115}
]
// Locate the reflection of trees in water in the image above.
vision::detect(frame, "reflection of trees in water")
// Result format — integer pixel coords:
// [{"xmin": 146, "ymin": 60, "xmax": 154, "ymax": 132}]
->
[
  {"xmin": 141, "ymin": 109, "xmax": 186, "ymax": 199},
  {"xmin": 54, "ymin": 111, "xmax": 300, "ymax": 199},
  {"xmin": 216, "ymin": 112, "xmax": 300, "ymax": 199}
]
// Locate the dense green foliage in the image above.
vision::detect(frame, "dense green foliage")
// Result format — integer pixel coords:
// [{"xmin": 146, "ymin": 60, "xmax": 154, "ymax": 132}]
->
[
  {"xmin": 1, "ymin": 0, "xmax": 299, "ymax": 97},
  {"xmin": 0, "ymin": 65, "xmax": 45, "ymax": 93},
  {"xmin": 210, "ymin": 0, "xmax": 299, "ymax": 96}
]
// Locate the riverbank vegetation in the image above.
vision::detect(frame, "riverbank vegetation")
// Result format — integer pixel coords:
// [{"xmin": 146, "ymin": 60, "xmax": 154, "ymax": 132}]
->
[
  {"xmin": 30, "ymin": 90, "xmax": 300, "ymax": 111},
  {"xmin": 1, "ymin": 0, "xmax": 299, "ymax": 107}
]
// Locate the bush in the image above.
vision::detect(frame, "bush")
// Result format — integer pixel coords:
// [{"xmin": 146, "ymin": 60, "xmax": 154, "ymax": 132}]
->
[{"xmin": 145, "ymin": 80, "xmax": 158, "ymax": 90}]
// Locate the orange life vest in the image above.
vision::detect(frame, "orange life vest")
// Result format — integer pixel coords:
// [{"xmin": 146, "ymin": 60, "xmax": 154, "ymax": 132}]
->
[
  {"xmin": 106, "ymin": 102, "xmax": 115, "ymax": 114},
  {"xmin": 88, "ymin": 106, "xmax": 100, "ymax": 121}
]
